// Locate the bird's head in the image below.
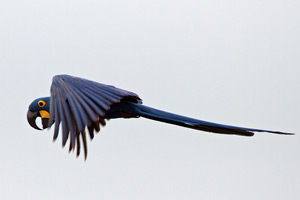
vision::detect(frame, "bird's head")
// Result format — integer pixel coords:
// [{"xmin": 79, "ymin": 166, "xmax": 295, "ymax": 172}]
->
[{"xmin": 27, "ymin": 97, "xmax": 53, "ymax": 130}]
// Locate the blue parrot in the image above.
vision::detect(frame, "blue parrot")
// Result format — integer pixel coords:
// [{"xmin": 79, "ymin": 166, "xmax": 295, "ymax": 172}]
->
[{"xmin": 27, "ymin": 75, "xmax": 294, "ymax": 158}]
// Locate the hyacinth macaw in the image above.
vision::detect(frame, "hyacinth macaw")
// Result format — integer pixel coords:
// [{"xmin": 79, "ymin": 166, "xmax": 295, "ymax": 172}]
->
[{"xmin": 27, "ymin": 75, "xmax": 293, "ymax": 158}]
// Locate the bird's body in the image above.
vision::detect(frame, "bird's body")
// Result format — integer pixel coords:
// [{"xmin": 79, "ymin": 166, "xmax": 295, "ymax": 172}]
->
[{"xmin": 27, "ymin": 74, "xmax": 293, "ymax": 158}]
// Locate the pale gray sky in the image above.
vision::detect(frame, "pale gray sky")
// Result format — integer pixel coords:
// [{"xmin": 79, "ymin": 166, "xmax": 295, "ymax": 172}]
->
[{"xmin": 1, "ymin": 0, "xmax": 299, "ymax": 199}]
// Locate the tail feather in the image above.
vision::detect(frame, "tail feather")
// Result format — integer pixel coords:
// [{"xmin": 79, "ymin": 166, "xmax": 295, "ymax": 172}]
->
[{"xmin": 125, "ymin": 103, "xmax": 293, "ymax": 136}]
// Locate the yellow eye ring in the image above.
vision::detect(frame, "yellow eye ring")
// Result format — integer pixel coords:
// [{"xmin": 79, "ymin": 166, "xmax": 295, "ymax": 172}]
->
[{"xmin": 38, "ymin": 100, "xmax": 46, "ymax": 108}]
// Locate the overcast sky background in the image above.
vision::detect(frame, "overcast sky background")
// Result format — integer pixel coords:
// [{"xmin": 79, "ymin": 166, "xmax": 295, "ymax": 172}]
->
[{"xmin": 1, "ymin": 0, "xmax": 299, "ymax": 199}]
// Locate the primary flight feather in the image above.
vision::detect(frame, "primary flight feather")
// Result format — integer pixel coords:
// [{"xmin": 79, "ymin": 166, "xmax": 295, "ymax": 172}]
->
[{"xmin": 27, "ymin": 74, "xmax": 293, "ymax": 159}]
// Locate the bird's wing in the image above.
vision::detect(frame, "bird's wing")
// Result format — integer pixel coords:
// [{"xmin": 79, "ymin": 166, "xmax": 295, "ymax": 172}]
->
[{"xmin": 48, "ymin": 74, "xmax": 141, "ymax": 158}]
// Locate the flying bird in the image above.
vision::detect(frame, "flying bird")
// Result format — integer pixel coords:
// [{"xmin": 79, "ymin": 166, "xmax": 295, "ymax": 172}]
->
[{"xmin": 27, "ymin": 75, "xmax": 293, "ymax": 158}]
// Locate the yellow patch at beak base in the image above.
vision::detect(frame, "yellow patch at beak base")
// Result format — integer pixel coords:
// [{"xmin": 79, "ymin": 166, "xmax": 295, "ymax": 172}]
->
[{"xmin": 39, "ymin": 110, "xmax": 50, "ymax": 118}]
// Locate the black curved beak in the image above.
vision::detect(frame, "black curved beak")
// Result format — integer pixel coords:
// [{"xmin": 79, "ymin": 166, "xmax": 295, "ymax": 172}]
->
[
  {"xmin": 27, "ymin": 110, "xmax": 42, "ymax": 130},
  {"xmin": 27, "ymin": 109, "xmax": 52, "ymax": 130},
  {"xmin": 41, "ymin": 118, "xmax": 50, "ymax": 129}
]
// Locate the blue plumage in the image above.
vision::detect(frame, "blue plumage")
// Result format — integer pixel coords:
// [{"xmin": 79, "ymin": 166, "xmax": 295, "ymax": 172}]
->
[
  {"xmin": 27, "ymin": 74, "xmax": 294, "ymax": 159},
  {"xmin": 28, "ymin": 97, "xmax": 51, "ymax": 112}
]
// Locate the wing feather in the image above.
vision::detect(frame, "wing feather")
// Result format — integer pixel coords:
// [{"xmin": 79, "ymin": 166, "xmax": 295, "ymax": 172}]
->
[
  {"xmin": 74, "ymin": 90, "xmax": 98, "ymax": 122},
  {"xmin": 48, "ymin": 74, "xmax": 141, "ymax": 158},
  {"xmin": 79, "ymin": 89, "xmax": 109, "ymax": 115},
  {"xmin": 58, "ymin": 100, "xmax": 69, "ymax": 146},
  {"xmin": 53, "ymin": 99, "xmax": 61, "ymax": 140},
  {"xmin": 68, "ymin": 95, "xmax": 84, "ymax": 132},
  {"xmin": 81, "ymin": 130, "xmax": 88, "ymax": 159},
  {"xmin": 62, "ymin": 100, "xmax": 75, "ymax": 148}
]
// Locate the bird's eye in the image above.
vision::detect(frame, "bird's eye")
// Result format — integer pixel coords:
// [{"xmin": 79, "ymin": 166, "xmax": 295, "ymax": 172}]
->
[{"xmin": 38, "ymin": 100, "xmax": 46, "ymax": 107}]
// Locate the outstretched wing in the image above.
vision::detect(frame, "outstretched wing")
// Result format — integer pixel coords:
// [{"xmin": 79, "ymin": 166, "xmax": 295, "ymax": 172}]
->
[{"xmin": 48, "ymin": 74, "xmax": 141, "ymax": 159}]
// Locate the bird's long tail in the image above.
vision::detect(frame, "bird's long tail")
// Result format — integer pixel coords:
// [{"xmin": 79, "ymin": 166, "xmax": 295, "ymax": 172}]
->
[{"xmin": 120, "ymin": 103, "xmax": 294, "ymax": 136}]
